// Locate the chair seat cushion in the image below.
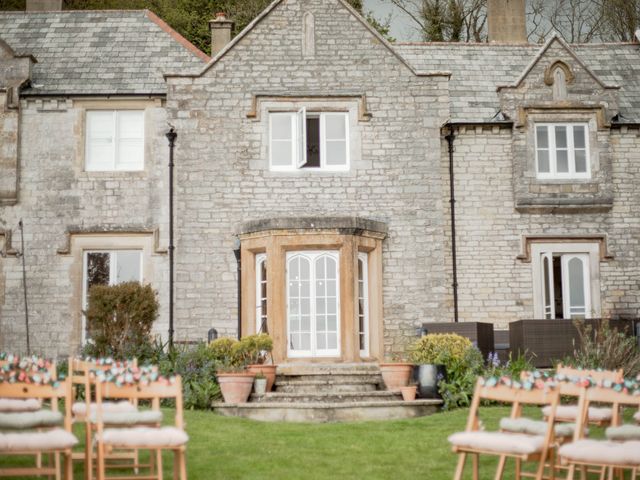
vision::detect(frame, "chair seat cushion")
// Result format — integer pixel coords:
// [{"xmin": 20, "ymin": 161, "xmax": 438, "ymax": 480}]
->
[
  {"xmin": 0, "ymin": 410, "xmax": 63, "ymax": 430},
  {"xmin": 559, "ymin": 439, "xmax": 640, "ymax": 466},
  {"xmin": 0, "ymin": 398, "xmax": 41, "ymax": 413},
  {"xmin": 89, "ymin": 410, "xmax": 163, "ymax": 426},
  {"xmin": 606, "ymin": 425, "xmax": 640, "ymax": 441},
  {"xmin": 72, "ymin": 401, "xmax": 137, "ymax": 417},
  {"xmin": 542, "ymin": 405, "xmax": 612, "ymax": 422},
  {"xmin": 500, "ymin": 417, "xmax": 575, "ymax": 438},
  {"xmin": 448, "ymin": 431, "xmax": 545, "ymax": 455},
  {"xmin": 98, "ymin": 427, "xmax": 188, "ymax": 448},
  {"xmin": 0, "ymin": 428, "xmax": 78, "ymax": 451}
]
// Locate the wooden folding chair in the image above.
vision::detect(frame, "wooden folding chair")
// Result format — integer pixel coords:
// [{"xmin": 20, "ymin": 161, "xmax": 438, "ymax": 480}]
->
[
  {"xmin": 94, "ymin": 375, "xmax": 188, "ymax": 480},
  {"xmin": 449, "ymin": 377, "xmax": 560, "ymax": 480},
  {"xmin": 0, "ymin": 377, "xmax": 76, "ymax": 479},
  {"xmin": 69, "ymin": 358, "xmax": 141, "ymax": 480},
  {"xmin": 559, "ymin": 383, "xmax": 640, "ymax": 480},
  {"xmin": 0, "ymin": 356, "xmax": 57, "ymax": 413}
]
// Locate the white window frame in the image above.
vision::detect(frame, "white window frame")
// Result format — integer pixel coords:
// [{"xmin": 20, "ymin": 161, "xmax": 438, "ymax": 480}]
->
[
  {"xmin": 357, "ymin": 252, "xmax": 370, "ymax": 358},
  {"xmin": 535, "ymin": 123, "xmax": 590, "ymax": 180},
  {"xmin": 81, "ymin": 250, "xmax": 143, "ymax": 343},
  {"xmin": 269, "ymin": 111, "xmax": 350, "ymax": 172},
  {"xmin": 531, "ymin": 242, "xmax": 600, "ymax": 319},
  {"xmin": 255, "ymin": 253, "xmax": 267, "ymax": 334},
  {"xmin": 85, "ymin": 110, "xmax": 145, "ymax": 172}
]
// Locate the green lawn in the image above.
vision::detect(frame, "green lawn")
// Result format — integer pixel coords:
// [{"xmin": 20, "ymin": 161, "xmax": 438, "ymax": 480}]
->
[{"xmin": 0, "ymin": 406, "xmax": 621, "ymax": 479}]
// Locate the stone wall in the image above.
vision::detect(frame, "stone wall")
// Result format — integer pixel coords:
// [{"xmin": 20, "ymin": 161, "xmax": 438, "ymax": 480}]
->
[{"xmin": 166, "ymin": 0, "xmax": 450, "ymax": 356}]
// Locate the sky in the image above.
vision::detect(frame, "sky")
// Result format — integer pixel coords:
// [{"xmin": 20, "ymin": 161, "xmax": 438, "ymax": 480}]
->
[{"xmin": 363, "ymin": 0, "xmax": 420, "ymax": 41}]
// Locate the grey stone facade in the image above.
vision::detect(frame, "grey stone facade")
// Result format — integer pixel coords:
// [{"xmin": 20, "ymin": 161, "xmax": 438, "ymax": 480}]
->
[{"xmin": 1, "ymin": 0, "xmax": 640, "ymax": 358}]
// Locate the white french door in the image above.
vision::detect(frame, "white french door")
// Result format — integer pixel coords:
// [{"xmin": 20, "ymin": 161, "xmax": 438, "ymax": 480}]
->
[
  {"xmin": 540, "ymin": 252, "xmax": 590, "ymax": 319},
  {"xmin": 287, "ymin": 251, "xmax": 340, "ymax": 357}
]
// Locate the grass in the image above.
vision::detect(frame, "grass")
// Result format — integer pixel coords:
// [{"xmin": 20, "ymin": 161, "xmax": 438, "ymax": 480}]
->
[{"xmin": 0, "ymin": 406, "xmax": 625, "ymax": 479}]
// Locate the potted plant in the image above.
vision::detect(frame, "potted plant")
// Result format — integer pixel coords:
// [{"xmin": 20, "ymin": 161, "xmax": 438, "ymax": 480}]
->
[
  {"xmin": 210, "ymin": 337, "xmax": 255, "ymax": 404},
  {"xmin": 253, "ymin": 371, "xmax": 267, "ymax": 396},
  {"xmin": 379, "ymin": 353, "xmax": 414, "ymax": 392},
  {"xmin": 244, "ymin": 333, "xmax": 277, "ymax": 391},
  {"xmin": 400, "ymin": 384, "xmax": 418, "ymax": 401},
  {"xmin": 409, "ymin": 333, "xmax": 472, "ymax": 399}
]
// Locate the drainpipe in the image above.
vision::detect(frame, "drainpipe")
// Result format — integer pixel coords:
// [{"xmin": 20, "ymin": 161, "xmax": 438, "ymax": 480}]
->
[
  {"xmin": 166, "ymin": 128, "xmax": 177, "ymax": 349},
  {"xmin": 444, "ymin": 126, "xmax": 459, "ymax": 323},
  {"xmin": 18, "ymin": 220, "xmax": 30, "ymax": 354},
  {"xmin": 233, "ymin": 245, "xmax": 242, "ymax": 340}
]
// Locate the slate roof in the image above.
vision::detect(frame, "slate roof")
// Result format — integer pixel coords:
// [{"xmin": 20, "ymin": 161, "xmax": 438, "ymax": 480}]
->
[
  {"xmin": 396, "ymin": 42, "xmax": 640, "ymax": 123},
  {"xmin": 0, "ymin": 10, "xmax": 208, "ymax": 95}
]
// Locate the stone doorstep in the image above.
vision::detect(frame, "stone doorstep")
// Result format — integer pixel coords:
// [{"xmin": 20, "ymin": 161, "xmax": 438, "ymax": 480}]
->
[
  {"xmin": 250, "ymin": 390, "xmax": 402, "ymax": 403},
  {"xmin": 275, "ymin": 373, "xmax": 383, "ymax": 384},
  {"xmin": 212, "ymin": 399, "xmax": 442, "ymax": 423},
  {"xmin": 275, "ymin": 363, "xmax": 381, "ymax": 376},
  {"xmin": 275, "ymin": 380, "xmax": 378, "ymax": 393}
]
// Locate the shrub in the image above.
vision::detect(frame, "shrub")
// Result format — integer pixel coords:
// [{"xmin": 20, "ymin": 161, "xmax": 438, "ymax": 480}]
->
[
  {"xmin": 240, "ymin": 333, "xmax": 274, "ymax": 365},
  {"xmin": 409, "ymin": 333, "xmax": 473, "ymax": 365},
  {"xmin": 84, "ymin": 282, "xmax": 158, "ymax": 360},
  {"xmin": 437, "ymin": 346, "xmax": 484, "ymax": 411},
  {"xmin": 570, "ymin": 319, "xmax": 640, "ymax": 376}
]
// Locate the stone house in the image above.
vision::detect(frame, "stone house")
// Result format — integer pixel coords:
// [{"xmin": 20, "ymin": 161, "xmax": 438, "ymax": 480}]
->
[{"xmin": 1, "ymin": 0, "xmax": 639, "ymax": 362}]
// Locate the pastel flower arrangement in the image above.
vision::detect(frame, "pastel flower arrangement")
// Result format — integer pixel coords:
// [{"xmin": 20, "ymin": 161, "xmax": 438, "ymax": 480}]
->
[
  {"xmin": 0, "ymin": 353, "xmax": 59, "ymax": 386},
  {"xmin": 90, "ymin": 364, "xmax": 175, "ymax": 387}
]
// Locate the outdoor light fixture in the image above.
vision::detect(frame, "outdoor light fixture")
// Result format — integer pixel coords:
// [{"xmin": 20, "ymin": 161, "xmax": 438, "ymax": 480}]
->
[{"xmin": 166, "ymin": 127, "xmax": 177, "ymax": 349}]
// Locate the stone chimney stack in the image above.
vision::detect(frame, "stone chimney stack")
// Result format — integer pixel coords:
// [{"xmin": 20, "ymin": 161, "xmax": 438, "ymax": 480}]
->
[
  {"xmin": 209, "ymin": 12, "xmax": 234, "ymax": 57},
  {"xmin": 26, "ymin": 0, "xmax": 63, "ymax": 11},
  {"xmin": 487, "ymin": 0, "xmax": 527, "ymax": 43}
]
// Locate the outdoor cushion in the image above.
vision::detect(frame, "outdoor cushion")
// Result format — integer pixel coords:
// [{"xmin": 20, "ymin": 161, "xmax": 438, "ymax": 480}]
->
[
  {"xmin": 0, "ymin": 410, "xmax": 63, "ymax": 430},
  {"xmin": 605, "ymin": 425, "xmax": 640, "ymax": 441},
  {"xmin": 72, "ymin": 401, "xmax": 137, "ymax": 417},
  {"xmin": 542, "ymin": 405, "xmax": 612, "ymax": 422},
  {"xmin": 635, "ymin": 411, "xmax": 640, "ymax": 423},
  {"xmin": 98, "ymin": 427, "xmax": 188, "ymax": 447},
  {"xmin": 559, "ymin": 439, "xmax": 640, "ymax": 466},
  {"xmin": 0, "ymin": 398, "xmax": 41, "ymax": 413},
  {"xmin": 500, "ymin": 417, "xmax": 575, "ymax": 438},
  {"xmin": 0, "ymin": 428, "xmax": 78, "ymax": 451},
  {"xmin": 448, "ymin": 431, "xmax": 545, "ymax": 455},
  {"xmin": 89, "ymin": 410, "xmax": 163, "ymax": 426}
]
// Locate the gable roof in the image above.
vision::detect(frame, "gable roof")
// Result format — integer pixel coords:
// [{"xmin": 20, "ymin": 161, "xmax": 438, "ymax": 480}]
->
[
  {"xmin": 169, "ymin": 0, "xmax": 449, "ymax": 79},
  {"xmin": 396, "ymin": 42, "xmax": 640, "ymax": 123},
  {"xmin": 0, "ymin": 10, "xmax": 208, "ymax": 96}
]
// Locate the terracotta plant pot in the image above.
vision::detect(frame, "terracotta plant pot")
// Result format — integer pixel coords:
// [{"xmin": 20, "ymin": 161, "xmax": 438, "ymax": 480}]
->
[
  {"xmin": 247, "ymin": 364, "xmax": 277, "ymax": 392},
  {"xmin": 400, "ymin": 385, "xmax": 418, "ymax": 401},
  {"xmin": 379, "ymin": 363, "xmax": 414, "ymax": 392},
  {"xmin": 217, "ymin": 372, "xmax": 255, "ymax": 403}
]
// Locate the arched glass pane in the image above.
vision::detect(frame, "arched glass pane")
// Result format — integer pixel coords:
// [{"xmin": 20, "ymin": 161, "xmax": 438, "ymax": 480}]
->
[{"xmin": 568, "ymin": 257, "xmax": 586, "ymax": 313}]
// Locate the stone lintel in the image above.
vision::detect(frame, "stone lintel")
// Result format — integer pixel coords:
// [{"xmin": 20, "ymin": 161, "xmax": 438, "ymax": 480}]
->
[
  {"xmin": 237, "ymin": 216, "xmax": 388, "ymax": 240},
  {"xmin": 56, "ymin": 226, "xmax": 166, "ymax": 255}
]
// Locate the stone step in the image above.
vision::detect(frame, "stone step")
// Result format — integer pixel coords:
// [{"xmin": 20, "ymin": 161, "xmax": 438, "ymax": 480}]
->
[
  {"xmin": 213, "ymin": 399, "xmax": 442, "ymax": 423},
  {"xmin": 276, "ymin": 373, "xmax": 383, "ymax": 384},
  {"xmin": 275, "ymin": 379, "xmax": 378, "ymax": 393},
  {"xmin": 251, "ymin": 391, "xmax": 401, "ymax": 403},
  {"xmin": 276, "ymin": 363, "xmax": 381, "ymax": 376}
]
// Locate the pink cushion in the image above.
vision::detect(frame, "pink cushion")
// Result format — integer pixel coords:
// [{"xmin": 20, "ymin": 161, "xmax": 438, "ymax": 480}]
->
[
  {"xmin": 542, "ymin": 405, "xmax": 612, "ymax": 422},
  {"xmin": 448, "ymin": 431, "xmax": 545, "ymax": 455},
  {"xmin": 72, "ymin": 401, "xmax": 136, "ymax": 417},
  {"xmin": 0, "ymin": 398, "xmax": 41, "ymax": 413},
  {"xmin": 0, "ymin": 428, "xmax": 78, "ymax": 451},
  {"xmin": 98, "ymin": 427, "xmax": 188, "ymax": 447},
  {"xmin": 559, "ymin": 439, "xmax": 640, "ymax": 466}
]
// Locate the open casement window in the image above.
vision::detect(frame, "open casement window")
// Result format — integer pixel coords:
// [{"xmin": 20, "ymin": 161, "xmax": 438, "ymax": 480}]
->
[
  {"xmin": 357, "ymin": 253, "xmax": 370, "ymax": 357},
  {"xmin": 269, "ymin": 110, "xmax": 349, "ymax": 171},
  {"xmin": 255, "ymin": 254, "xmax": 268, "ymax": 334},
  {"xmin": 86, "ymin": 110, "xmax": 144, "ymax": 171},
  {"xmin": 540, "ymin": 252, "xmax": 590, "ymax": 319},
  {"xmin": 535, "ymin": 123, "xmax": 589, "ymax": 179},
  {"xmin": 82, "ymin": 250, "xmax": 143, "ymax": 342}
]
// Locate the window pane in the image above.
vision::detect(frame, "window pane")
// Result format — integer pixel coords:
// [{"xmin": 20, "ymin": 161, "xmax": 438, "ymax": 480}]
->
[
  {"xmin": 87, "ymin": 142, "xmax": 114, "ymax": 171},
  {"xmin": 557, "ymin": 150, "xmax": 569, "ymax": 173},
  {"xmin": 86, "ymin": 111, "xmax": 114, "ymax": 171},
  {"xmin": 537, "ymin": 150, "xmax": 550, "ymax": 173},
  {"xmin": 543, "ymin": 255, "xmax": 552, "ymax": 319},
  {"xmin": 87, "ymin": 111, "xmax": 114, "ymax": 139},
  {"xmin": 555, "ymin": 126, "xmax": 567, "ymax": 148},
  {"xmin": 575, "ymin": 149, "xmax": 587, "ymax": 173},
  {"xmin": 271, "ymin": 114, "xmax": 292, "ymax": 140},
  {"xmin": 568, "ymin": 257, "xmax": 586, "ymax": 311},
  {"xmin": 325, "ymin": 140, "xmax": 347, "ymax": 166},
  {"xmin": 117, "ymin": 139, "xmax": 144, "ymax": 170},
  {"xmin": 325, "ymin": 114, "xmax": 346, "ymax": 140},
  {"xmin": 115, "ymin": 251, "xmax": 141, "ymax": 283},
  {"xmin": 536, "ymin": 126, "xmax": 548, "ymax": 149},
  {"xmin": 305, "ymin": 117, "xmax": 321, "ymax": 168},
  {"xmin": 117, "ymin": 111, "xmax": 144, "ymax": 140},
  {"xmin": 573, "ymin": 125, "xmax": 586, "ymax": 149},
  {"xmin": 87, "ymin": 252, "xmax": 110, "ymax": 291},
  {"xmin": 271, "ymin": 140, "xmax": 293, "ymax": 166}
]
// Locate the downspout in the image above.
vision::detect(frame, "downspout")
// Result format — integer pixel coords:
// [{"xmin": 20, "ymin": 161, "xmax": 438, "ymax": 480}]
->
[
  {"xmin": 166, "ymin": 128, "xmax": 177, "ymax": 349},
  {"xmin": 233, "ymin": 246, "xmax": 242, "ymax": 340},
  {"xmin": 444, "ymin": 126, "xmax": 459, "ymax": 323}
]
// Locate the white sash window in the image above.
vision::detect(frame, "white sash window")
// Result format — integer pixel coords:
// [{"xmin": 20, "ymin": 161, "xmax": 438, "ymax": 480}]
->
[
  {"xmin": 86, "ymin": 110, "xmax": 144, "ymax": 171},
  {"xmin": 535, "ymin": 123, "xmax": 589, "ymax": 179}
]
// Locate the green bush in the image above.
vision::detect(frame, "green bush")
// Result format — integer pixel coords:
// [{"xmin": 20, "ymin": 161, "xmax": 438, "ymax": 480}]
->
[
  {"xmin": 83, "ymin": 282, "xmax": 158, "ymax": 360},
  {"xmin": 437, "ymin": 346, "xmax": 484, "ymax": 411},
  {"xmin": 240, "ymin": 333, "xmax": 274, "ymax": 365},
  {"xmin": 409, "ymin": 333, "xmax": 473, "ymax": 365}
]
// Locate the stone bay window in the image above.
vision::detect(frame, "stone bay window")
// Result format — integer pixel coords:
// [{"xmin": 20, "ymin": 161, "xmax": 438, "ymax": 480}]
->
[{"xmin": 239, "ymin": 218, "xmax": 385, "ymax": 363}]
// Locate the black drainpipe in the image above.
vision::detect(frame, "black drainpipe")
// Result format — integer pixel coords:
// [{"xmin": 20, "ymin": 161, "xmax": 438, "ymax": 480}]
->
[
  {"xmin": 233, "ymin": 246, "xmax": 242, "ymax": 340},
  {"xmin": 444, "ymin": 126, "xmax": 459, "ymax": 323}
]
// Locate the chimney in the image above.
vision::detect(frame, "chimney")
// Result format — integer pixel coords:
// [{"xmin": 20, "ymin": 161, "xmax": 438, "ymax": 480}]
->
[
  {"xmin": 209, "ymin": 12, "xmax": 234, "ymax": 57},
  {"xmin": 26, "ymin": 0, "xmax": 62, "ymax": 11},
  {"xmin": 487, "ymin": 0, "xmax": 527, "ymax": 43}
]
